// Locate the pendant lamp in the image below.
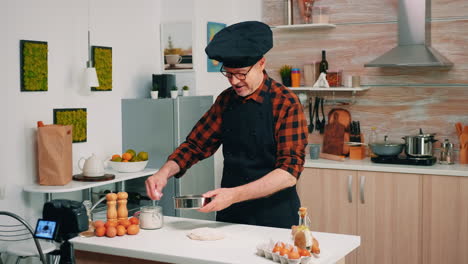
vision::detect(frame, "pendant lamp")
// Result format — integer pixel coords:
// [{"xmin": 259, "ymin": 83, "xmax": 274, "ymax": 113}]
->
[{"xmin": 86, "ymin": 0, "xmax": 99, "ymax": 88}]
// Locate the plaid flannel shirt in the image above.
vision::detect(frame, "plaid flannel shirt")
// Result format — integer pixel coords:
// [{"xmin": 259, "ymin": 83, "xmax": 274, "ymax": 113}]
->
[{"xmin": 168, "ymin": 73, "xmax": 308, "ymax": 179}]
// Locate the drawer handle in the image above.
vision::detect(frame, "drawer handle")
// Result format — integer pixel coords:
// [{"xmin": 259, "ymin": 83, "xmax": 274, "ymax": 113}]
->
[
  {"xmin": 348, "ymin": 175, "xmax": 353, "ymax": 203},
  {"xmin": 360, "ymin": 175, "xmax": 366, "ymax": 204}
]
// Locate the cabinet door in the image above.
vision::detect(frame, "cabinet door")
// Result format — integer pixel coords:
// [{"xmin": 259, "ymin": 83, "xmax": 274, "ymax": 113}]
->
[
  {"xmin": 357, "ymin": 171, "xmax": 422, "ymax": 264},
  {"xmin": 297, "ymin": 168, "xmax": 358, "ymax": 264},
  {"xmin": 422, "ymin": 175, "xmax": 468, "ymax": 264}
]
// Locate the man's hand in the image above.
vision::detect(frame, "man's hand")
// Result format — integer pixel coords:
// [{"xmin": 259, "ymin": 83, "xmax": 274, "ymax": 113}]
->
[
  {"xmin": 145, "ymin": 171, "xmax": 167, "ymax": 200},
  {"xmin": 145, "ymin": 160, "xmax": 180, "ymax": 200},
  {"xmin": 198, "ymin": 188, "xmax": 239, "ymax": 213}
]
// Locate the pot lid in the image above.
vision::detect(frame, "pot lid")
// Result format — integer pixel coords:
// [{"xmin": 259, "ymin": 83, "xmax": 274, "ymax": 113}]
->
[
  {"xmin": 374, "ymin": 135, "xmax": 404, "ymax": 146},
  {"xmin": 406, "ymin": 128, "xmax": 436, "ymax": 138}
]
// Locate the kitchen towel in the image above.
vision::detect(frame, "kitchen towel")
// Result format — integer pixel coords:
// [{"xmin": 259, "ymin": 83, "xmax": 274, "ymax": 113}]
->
[
  {"xmin": 313, "ymin": 73, "xmax": 330, "ymax": 88},
  {"xmin": 37, "ymin": 125, "xmax": 73, "ymax": 185}
]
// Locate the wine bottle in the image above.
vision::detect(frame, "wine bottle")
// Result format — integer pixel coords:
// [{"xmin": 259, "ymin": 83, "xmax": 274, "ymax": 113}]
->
[{"xmin": 319, "ymin": 50, "xmax": 328, "ymax": 74}]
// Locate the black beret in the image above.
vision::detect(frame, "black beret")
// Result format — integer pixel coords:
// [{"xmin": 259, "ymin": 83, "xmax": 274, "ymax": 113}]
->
[{"xmin": 205, "ymin": 21, "xmax": 273, "ymax": 68}]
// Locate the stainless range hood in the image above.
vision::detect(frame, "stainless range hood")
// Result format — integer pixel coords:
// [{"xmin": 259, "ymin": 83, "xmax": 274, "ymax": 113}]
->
[{"xmin": 365, "ymin": 0, "xmax": 453, "ymax": 67}]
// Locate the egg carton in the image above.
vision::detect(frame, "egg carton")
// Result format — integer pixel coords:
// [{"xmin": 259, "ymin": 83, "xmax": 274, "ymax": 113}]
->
[{"xmin": 256, "ymin": 242, "xmax": 319, "ymax": 264}]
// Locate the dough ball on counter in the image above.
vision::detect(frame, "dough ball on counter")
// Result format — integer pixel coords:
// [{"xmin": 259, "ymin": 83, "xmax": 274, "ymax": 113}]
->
[{"xmin": 186, "ymin": 227, "xmax": 226, "ymax": 241}]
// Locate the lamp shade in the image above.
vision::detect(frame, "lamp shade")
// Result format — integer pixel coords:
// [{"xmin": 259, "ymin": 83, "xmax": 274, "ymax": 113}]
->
[{"xmin": 86, "ymin": 67, "xmax": 99, "ymax": 87}]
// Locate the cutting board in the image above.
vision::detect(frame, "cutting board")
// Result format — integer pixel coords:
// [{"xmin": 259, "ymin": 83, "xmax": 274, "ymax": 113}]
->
[
  {"xmin": 322, "ymin": 112, "xmax": 346, "ymax": 156},
  {"xmin": 328, "ymin": 108, "xmax": 352, "ymax": 155}
]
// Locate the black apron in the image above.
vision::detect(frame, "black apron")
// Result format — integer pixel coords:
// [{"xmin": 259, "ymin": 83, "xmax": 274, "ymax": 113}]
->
[{"xmin": 216, "ymin": 78, "xmax": 300, "ymax": 228}]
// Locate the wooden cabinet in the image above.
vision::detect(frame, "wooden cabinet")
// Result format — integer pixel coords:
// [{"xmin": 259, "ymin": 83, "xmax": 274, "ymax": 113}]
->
[
  {"xmin": 298, "ymin": 168, "xmax": 358, "ymax": 264},
  {"xmin": 356, "ymin": 171, "xmax": 422, "ymax": 264},
  {"xmin": 422, "ymin": 175, "xmax": 468, "ymax": 264},
  {"xmin": 298, "ymin": 168, "xmax": 422, "ymax": 264}
]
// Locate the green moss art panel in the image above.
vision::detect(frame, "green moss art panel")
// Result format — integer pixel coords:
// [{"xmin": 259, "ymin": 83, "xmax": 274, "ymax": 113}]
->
[
  {"xmin": 53, "ymin": 108, "xmax": 87, "ymax": 143},
  {"xmin": 20, "ymin": 40, "xmax": 48, "ymax": 92},
  {"xmin": 91, "ymin": 46, "xmax": 112, "ymax": 91}
]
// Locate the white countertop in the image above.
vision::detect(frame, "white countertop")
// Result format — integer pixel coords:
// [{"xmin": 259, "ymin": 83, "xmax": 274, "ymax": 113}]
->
[
  {"xmin": 304, "ymin": 158, "xmax": 468, "ymax": 177},
  {"xmin": 23, "ymin": 168, "xmax": 158, "ymax": 193},
  {"xmin": 70, "ymin": 216, "xmax": 360, "ymax": 264}
]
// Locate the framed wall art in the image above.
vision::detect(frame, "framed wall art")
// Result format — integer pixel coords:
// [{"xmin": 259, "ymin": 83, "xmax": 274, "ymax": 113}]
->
[
  {"xmin": 207, "ymin": 22, "xmax": 226, "ymax": 72},
  {"xmin": 161, "ymin": 22, "xmax": 193, "ymax": 72},
  {"xmin": 53, "ymin": 108, "xmax": 87, "ymax": 143},
  {"xmin": 20, "ymin": 40, "xmax": 48, "ymax": 92},
  {"xmin": 91, "ymin": 46, "xmax": 112, "ymax": 91}
]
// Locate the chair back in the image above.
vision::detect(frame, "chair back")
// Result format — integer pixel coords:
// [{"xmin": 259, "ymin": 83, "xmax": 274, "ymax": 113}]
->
[{"xmin": 0, "ymin": 211, "xmax": 47, "ymax": 264}]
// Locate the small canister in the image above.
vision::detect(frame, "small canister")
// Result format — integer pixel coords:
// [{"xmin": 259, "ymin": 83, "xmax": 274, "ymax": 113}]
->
[
  {"xmin": 136, "ymin": 205, "xmax": 164, "ymax": 229},
  {"xmin": 291, "ymin": 68, "xmax": 301, "ymax": 87},
  {"xmin": 439, "ymin": 139, "xmax": 454, "ymax": 164}
]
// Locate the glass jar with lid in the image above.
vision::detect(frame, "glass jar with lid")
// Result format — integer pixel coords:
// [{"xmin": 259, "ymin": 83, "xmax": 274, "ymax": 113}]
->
[{"xmin": 136, "ymin": 205, "xmax": 164, "ymax": 229}]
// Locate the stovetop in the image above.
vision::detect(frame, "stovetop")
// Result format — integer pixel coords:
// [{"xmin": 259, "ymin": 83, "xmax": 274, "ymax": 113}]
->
[{"xmin": 371, "ymin": 155, "xmax": 437, "ymax": 166}]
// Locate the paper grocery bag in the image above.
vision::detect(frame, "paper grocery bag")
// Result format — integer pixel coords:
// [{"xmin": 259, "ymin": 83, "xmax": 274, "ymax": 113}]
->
[{"xmin": 37, "ymin": 125, "xmax": 73, "ymax": 185}]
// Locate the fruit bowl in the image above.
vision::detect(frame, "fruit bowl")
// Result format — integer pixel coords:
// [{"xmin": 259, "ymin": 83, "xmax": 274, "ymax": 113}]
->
[{"xmin": 108, "ymin": 160, "xmax": 148, "ymax": 173}]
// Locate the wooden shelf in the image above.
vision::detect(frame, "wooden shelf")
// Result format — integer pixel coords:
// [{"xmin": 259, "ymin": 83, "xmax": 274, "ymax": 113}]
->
[
  {"xmin": 270, "ymin": 23, "xmax": 336, "ymax": 30},
  {"xmin": 288, "ymin": 86, "xmax": 370, "ymax": 92}
]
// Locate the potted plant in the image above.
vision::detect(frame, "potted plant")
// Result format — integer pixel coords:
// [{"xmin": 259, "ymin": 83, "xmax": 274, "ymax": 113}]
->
[
  {"xmin": 182, "ymin": 85, "xmax": 189, "ymax": 96},
  {"xmin": 170, "ymin": 85, "xmax": 179, "ymax": 99},
  {"xmin": 151, "ymin": 83, "xmax": 159, "ymax": 99},
  {"xmin": 279, "ymin": 65, "xmax": 292, "ymax": 87}
]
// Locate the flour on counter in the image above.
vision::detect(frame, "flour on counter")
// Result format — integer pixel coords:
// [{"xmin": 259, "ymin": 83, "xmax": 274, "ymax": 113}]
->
[{"xmin": 186, "ymin": 227, "xmax": 226, "ymax": 241}]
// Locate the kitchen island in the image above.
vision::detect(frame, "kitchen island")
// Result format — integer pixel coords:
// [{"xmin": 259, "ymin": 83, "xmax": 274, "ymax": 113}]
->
[{"xmin": 70, "ymin": 216, "xmax": 360, "ymax": 264}]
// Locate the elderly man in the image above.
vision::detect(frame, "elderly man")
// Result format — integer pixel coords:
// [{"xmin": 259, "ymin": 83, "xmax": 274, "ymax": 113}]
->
[{"xmin": 146, "ymin": 21, "xmax": 308, "ymax": 228}]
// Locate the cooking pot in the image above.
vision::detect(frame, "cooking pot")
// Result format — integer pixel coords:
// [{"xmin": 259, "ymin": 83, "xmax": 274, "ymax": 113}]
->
[
  {"xmin": 346, "ymin": 136, "xmax": 404, "ymax": 156},
  {"xmin": 402, "ymin": 129, "xmax": 437, "ymax": 157},
  {"xmin": 369, "ymin": 135, "xmax": 404, "ymax": 156}
]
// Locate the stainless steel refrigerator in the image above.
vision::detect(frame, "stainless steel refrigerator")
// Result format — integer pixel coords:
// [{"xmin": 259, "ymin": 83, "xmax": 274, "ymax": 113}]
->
[{"xmin": 122, "ymin": 96, "xmax": 215, "ymax": 220}]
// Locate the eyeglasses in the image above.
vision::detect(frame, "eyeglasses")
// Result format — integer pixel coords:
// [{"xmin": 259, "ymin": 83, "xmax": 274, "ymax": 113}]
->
[{"xmin": 220, "ymin": 65, "xmax": 254, "ymax": 80}]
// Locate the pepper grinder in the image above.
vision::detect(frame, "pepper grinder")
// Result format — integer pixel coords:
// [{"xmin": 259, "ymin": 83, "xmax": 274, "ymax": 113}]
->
[
  {"xmin": 117, "ymin": 191, "xmax": 129, "ymax": 221},
  {"xmin": 106, "ymin": 193, "xmax": 118, "ymax": 222},
  {"xmin": 439, "ymin": 139, "xmax": 454, "ymax": 165}
]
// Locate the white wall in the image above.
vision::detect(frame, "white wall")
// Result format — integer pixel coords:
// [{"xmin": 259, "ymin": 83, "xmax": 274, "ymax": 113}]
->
[
  {"xmin": 1, "ymin": 0, "xmax": 161, "ymax": 221},
  {"xmin": 162, "ymin": 0, "xmax": 262, "ymax": 188},
  {"xmin": 1, "ymin": 0, "xmax": 262, "ymax": 226}
]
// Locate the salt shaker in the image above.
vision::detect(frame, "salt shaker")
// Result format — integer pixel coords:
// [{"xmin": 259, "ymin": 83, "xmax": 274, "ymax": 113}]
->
[{"xmin": 439, "ymin": 139, "xmax": 454, "ymax": 165}]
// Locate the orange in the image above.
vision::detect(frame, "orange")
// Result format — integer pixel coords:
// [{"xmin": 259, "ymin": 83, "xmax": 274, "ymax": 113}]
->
[
  {"xmin": 104, "ymin": 221, "xmax": 118, "ymax": 228},
  {"xmin": 116, "ymin": 225, "xmax": 126, "ymax": 236},
  {"xmin": 119, "ymin": 219, "xmax": 131, "ymax": 229},
  {"xmin": 93, "ymin": 220, "xmax": 105, "ymax": 228},
  {"xmin": 122, "ymin": 152, "xmax": 133, "ymax": 161},
  {"xmin": 127, "ymin": 224, "xmax": 139, "ymax": 235},
  {"xmin": 129, "ymin": 217, "xmax": 140, "ymax": 225},
  {"xmin": 122, "ymin": 159, "xmax": 129, "ymax": 162},
  {"xmin": 111, "ymin": 154, "xmax": 121, "ymax": 161},
  {"xmin": 106, "ymin": 226, "xmax": 117, "ymax": 238},
  {"xmin": 95, "ymin": 226, "xmax": 106, "ymax": 237}
]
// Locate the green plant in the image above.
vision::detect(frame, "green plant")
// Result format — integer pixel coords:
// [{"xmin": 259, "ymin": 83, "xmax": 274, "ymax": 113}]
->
[
  {"xmin": 53, "ymin": 108, "xmax": 87, "ymax": 143},
  {"xmin": 152, "ymin": 83, "xmax": 159, "ymax": 91},
  {"xmin": 279, "ymin": 65, "xmax": 292, "ymax": 78},
  {"xmin": 92, "ymin": 46, "xmax": 112, "ymax": 91},
  {"xmin": 171, "ymin": 85, "xmax": 178, "ymax": 91},
  {"xmin": 182, "ymin": 85, "xmax": 189, "ymax": 91},
  {"xmin": 21, "ymin": 40, "xmax": 48, "ymax": 92}
]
